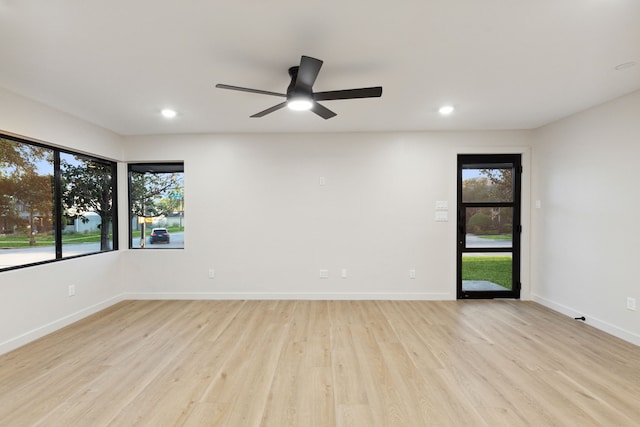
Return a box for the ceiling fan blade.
[295,56,323,90]
[250,101,288,118]
[314,86,383,101]
[311,102,337,120]
[216,84,286,98]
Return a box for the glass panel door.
[457,154,521,299]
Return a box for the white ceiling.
[1,0,639,135]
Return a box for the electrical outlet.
[68,285,75,296]
[409,269,416,279]
[208,269,215,279]
[319,269,329,279]
[341,268,347,279]
[627,297,636,311]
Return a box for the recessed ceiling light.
[287,98,313,111]
[438,105,455,115]
[161,109,177,118]
[614,62,637,71]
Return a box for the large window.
[128,163,184,249]
[0,134,117,271]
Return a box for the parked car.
[149,228,170,244]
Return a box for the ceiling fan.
[216,55,382,119]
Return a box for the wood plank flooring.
[0,300,639,426]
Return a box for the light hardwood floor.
[0,300,639,426]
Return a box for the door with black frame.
[457,154,521,299]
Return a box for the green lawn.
[462,256,512,289]
[476,234,512,240]
[0,231,110,247]
[0,234,55,247]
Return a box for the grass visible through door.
[462,255,512,290]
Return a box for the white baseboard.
[124,291,453,301]
[532,294,640,347]
[0,293,126,355]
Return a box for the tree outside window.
[60,153,115,255]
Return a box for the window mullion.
[53,151,63,259]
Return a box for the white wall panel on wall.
[123,131,530,300]
[532,89,640,345]
[0,88,125,354]
[0,87,123,160]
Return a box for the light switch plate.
[435,211,448,222]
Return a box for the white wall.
[122,131,531,300]
[0,88,125,354]
[532,89,640,345]
[0,88,122,160]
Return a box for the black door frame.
[457,154,522,299]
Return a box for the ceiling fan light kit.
[216,55,382,119]
[287,98,313,111]
[161,108,177,118]
[438,105,455,115]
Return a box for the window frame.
[0,132,118,272]
[127,162,184,250]
[457,153,522,299]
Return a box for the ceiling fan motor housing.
[286,66,311,100]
